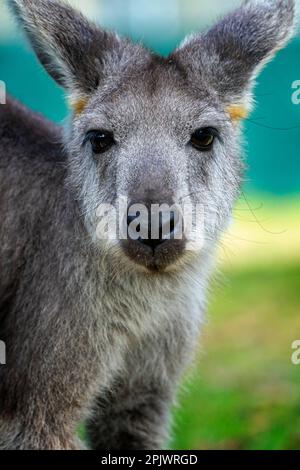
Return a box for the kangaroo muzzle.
[121,191,186,272]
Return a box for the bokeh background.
[1,0,300,450]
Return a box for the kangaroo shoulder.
[0,97,64,166]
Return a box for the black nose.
[127,210,176,252]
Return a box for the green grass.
[171,263,300,450]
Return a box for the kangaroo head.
[10,0,295,272]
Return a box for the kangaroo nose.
[127,207,177,252]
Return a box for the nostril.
[126,204,181,252]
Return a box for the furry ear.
[8,0,126,95]
[173,0,295,110]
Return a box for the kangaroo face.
[68,61,241,271]
[10,0,295,272]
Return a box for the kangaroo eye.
[85,130,115,154]
[190,128,218,151]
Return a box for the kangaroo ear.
[8,0,125,95]
[173,0,295,111]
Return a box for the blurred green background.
[1,0,300,450]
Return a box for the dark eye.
[85,130,115,154]
[190,127,218,151]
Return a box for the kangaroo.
[0,0,295,450]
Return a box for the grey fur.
[0,0,295,450]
